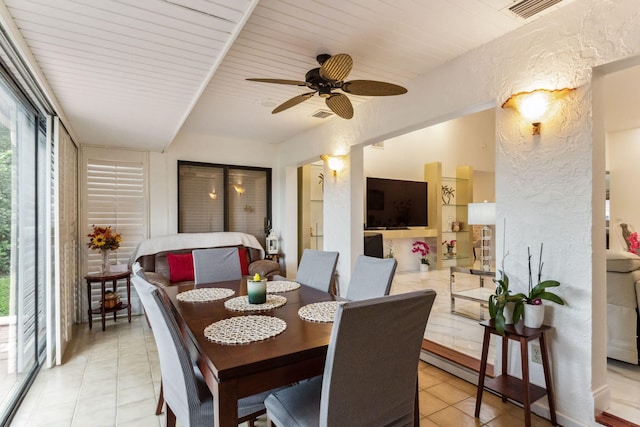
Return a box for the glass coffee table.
[449,266,495,320]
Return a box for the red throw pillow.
[238,247,249,275]
[166,253,194,283]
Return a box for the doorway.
[596,59,640,424]
[363,108,497,369]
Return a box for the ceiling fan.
[247,53,407,119]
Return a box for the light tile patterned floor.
[8,311,559,426]
[391,268,640,426]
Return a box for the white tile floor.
[390,267,497,363]
[9,315,557,427]
[6,268,640,426]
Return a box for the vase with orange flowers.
[87,225,122,274]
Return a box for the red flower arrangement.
[442,240,456,248]
[87,225,122,251]
[411,241,430,265]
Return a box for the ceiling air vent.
[508,0,563,19]
[312,109,334,119]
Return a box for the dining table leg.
[213,380,239,427]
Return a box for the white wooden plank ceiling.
[7,0,625,153]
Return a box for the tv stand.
[385,226,409,230]
[365,228,436,240]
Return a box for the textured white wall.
[270,0,640,424]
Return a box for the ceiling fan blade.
[325,93,353,119]
[272,92,316,114]
[319,54,353,82]
[341,80,408,96]
[247,78,307,86]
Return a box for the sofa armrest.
[144,272,171,288]
[249,259,281,278]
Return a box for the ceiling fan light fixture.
[318,86,332,98]
[247,53,407,119]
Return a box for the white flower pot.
[503,302,515,325]
[419,264,429,272]
[524,304,545,329]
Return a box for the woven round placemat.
[224,295,287,312]
[176,288,235,302]
[298,301,344,323]
[203,315,287,345]
[266,280,301,293]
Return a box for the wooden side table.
[85,270,132,331]
[475,319,557,427]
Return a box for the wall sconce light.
[320,154,346,177]
[502,87,575,135]
[232,184,245,195]
[208,190,217,200]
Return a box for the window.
[82,148,147,317]
[178,161,271,243]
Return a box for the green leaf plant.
[489,243,565,335]
[510,243,565,325]
[489,270,526,335]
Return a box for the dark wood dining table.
[162,278,339,427]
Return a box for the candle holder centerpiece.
[247,273,267,304]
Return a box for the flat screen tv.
[366,177,428,228]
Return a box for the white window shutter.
[81,147,148,321]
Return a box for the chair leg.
[166,404,176,427]
[414,379,420,427]
[155,381,164,415]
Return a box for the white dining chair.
[265,289,437,426]
[295,249,339,293]
[345,255,397,301]
[131,262,273,427]
[192,247,242,285]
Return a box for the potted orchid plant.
[411,241,430,271]
[511,244,565,329]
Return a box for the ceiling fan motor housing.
[248,53,407,119]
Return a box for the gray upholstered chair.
[264,289,437,426]
[295,249,339,293]
[344,255,397,301]
[192,247,242,285]
[131,263,271,427]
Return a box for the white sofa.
[130,232,281,287]
[606,250,640,364]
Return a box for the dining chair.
[192,247,242,285]
[131,263,272,427]
[131,263,166,415]
[264,289,437,426]
[344,254,397,301]
[295,249,340,293]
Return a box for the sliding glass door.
[0,69,47,424]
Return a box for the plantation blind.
[54,119,76,363]
[82,148,147,320]
[229,168,268,243]
[178,164,224,232]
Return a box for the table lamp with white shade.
[467,201,496,271]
